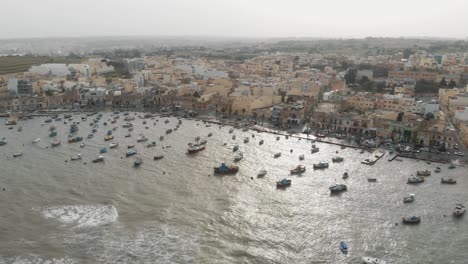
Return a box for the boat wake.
[40,204,118,228]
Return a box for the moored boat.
[187,144,205,154]
[441,177,456,184]
[32,138,41,143]
[435,167,441,173]
[104,135,114,141]
[134,158,143,167]
[274,152,281,158]
[100,147,107,153]
[243,137,249,143]
[68,136,83,143]
[70,154,82,160]
[233,151,244,162]
[402,216,421,224]
[257,170,267,177]
[362,257,385,264]
[453,204,465,217]
[109,142,119,149]
[330,184,347,193]
[313,162,329,169]
[153,155,164,160]
[259,139,264,145]
[416,170,431,176]
[343,171,349,179]
[367,178,377,182]
[407,176,424,184]
[403,194,415,203]
[146,141,156,148]
[339,241,348,253]
[299,154,304,160]
[290,165,306,174]
[137,135,148,142]
[13,152,23,157]
[332,156,344,162]
[276,178,291,188]
[92,156,104,163]
[51,140,61,147]
[213,163,239,174]
[126,150,137,157]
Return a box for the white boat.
[233,151,244,162]
[71,154,82,160]
[137,136,148,142]
[32,138,41,143]
[332,156,344,162]
[243,137,249,143]
[453,204,465,217]
[403,194,415,203]
[80,143,85,148]
[257,170,267,177]
[109,142,119,149]
[362,256,386,264]
[92,155,104,163]
[416,170,431,176]
[13,152,23,157]
[146,141,157,148]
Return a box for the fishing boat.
[49,131,57,137]
[153,155,164,160]
[166,129,173,134]
[13,152,23,158]
[0,138,6,146]
[213,163,239,174]
[276,178,291,188]
[232,145,239,152]
[243,137,249,143]
[187,144,206,154]
[32,138,41,143]
[233,151,244,162]
[137,136,148,142]
[100,147,107,154]
[362,257,386,264]
[109,142,119,149]
[313,162,329,169]
[126,150,137,157]
[87,134,94,139]
[124,134,131,138]
[402,216,421,224]
[441,177,456,184]
[403,194,415,203]
[134,158,143,167]
[332,156,344,162]
[257,170,267,177]
[70,154,82,161]
[122,123,132,128]
[92,156,104,163]
[343,171,349,179]
[339,241,348,253]
[453,204,465,217]
[290,165,306,175]
[435,167,441,173]
[299,154,304,160]
[448,164,456,169]
[311,147,319,153]
[407,176,424,184]
[104,135,114,141]
[274,152,281,158]
[68,136,83,143]
[367,178,377,182]
[259,139,264,145]
[146,141,156,148]
[416,170,431,176]
[51,140,61,147]
[330,184,347,193]
[208,132,213,137]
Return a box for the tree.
[403,48,413,59]
[448,79,457,88]
[439,77,447,87]
[242,108,246,120]
[414,79,438,94]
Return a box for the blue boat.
[340,241,348,253]
[100,147,107,153]
[276,178,291,188]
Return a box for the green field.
[0,55,82,75]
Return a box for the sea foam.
[41,204,118,228]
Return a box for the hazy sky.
[2,0,468,39]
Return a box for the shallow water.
[0,113,467,263]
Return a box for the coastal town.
[2,40,468,163]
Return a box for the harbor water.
[0,113,467,263]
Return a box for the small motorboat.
[126,150,137,157]
[259,139,264,145]
[330,184,347,193]
[402,216,421,224]
[339,241,348,253]
[0,138,7,146]
[134,158,143,167]
[146,141,156,148]
[104,135,114,141]
[100,147,107,154]
[441,177,456,184]
[128,144,134,149]
[13,152,23,158]
[274,152,281,158]
[243,137,249,143]
[343,171,349,179]
[229,128,234,133]
[332,156,344,162]
[299,154,304,160]
[407,176,424,184]
[453,204,465,217]
[403,194,415,203]
[257,170,267,177]
[214,163,239,174]
[187,144,205,154]
[92,156,104,163]
[80,143,85,148]
[362,257,386,264]
[153,155,164,160]
[51,140,61,147]
[276,178,291,188]
[166,129,172,134]
[311,147,319,153]
[416,170,431,176]
[435,167,441,173]
[367,178,377,182]
[49,131,57,137]
[32,138,41,143]
[313,162,329,169]
[233,151,244,162]
[290,165,306,175]
[208,132,213,137]
[125,134,131,138]
[232,145,239,152]
[448,164,456,169]
[71,154,82,161]
[137,136,148,142]
[109,142,119,149]
[87,134,94,139]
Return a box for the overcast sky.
[2,0,467,39]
